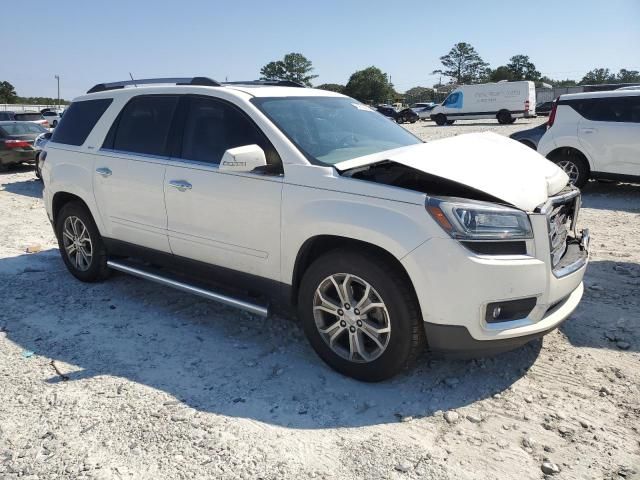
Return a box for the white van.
[430,81,536,125]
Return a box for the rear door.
[163,95,283,281]
[93,95,179,252]
[576,95,640,175]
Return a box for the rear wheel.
[55,202,110,282]
[550,149,589,188]
[395,116,404,124]
[497,110,512,124]
[35,154,42,179]
[434,114,447,126]
[52,120,58,128]
[298,249,425,382]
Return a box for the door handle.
[168,180,192,192]
[580,128,597,134]
[96,167,112,177]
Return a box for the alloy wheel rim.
[557,160,579,184]
[313,273,391,363]
[62,216,93,271]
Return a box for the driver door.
[164,95,283,281]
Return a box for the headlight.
[426,197,533,240]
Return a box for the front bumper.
[401,211,588,356]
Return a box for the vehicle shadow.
[0,173,42,199]
[1,250,544,429]
[561,259,639,352]
[581,181,640,213]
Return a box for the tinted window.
[112,95,178,156]
[180,96,278,166]
[51,98,113,146]
[1,123,47,135]
[0,112,14,121]
[567,96,639,123]
[15,113,43,121]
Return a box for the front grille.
[546,189,580,268]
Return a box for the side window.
[572,97,637,123]
[443,92,462,108]
[629,96,640,123]
[180,96,280,166]
[51,98,112,146]
[111,95,179,156]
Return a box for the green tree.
[404,86,435,105]
[259,52,318,87]
[316,83,345,93]
[580,68,616,85]
[489,66,515,82]
[616,69,640,83]
[506,55,540,81]
[432,42,489,84]
[0,81,17,103]
[344,67,395,104]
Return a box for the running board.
[106,260,269,317]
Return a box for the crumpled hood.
[335,132,568,211]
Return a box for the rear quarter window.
[51,98,113,146]
[565,96,638,123]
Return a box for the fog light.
[485,297,537,323]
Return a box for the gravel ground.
[1,119,639,479]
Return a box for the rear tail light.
[4,139,31,149]
[42,120,50,128]
[547,98,559,128]
[525,99,530,111]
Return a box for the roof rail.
[223,80,306,88]
[87,77,221,94]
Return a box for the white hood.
[335,132,568,211]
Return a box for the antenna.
[129,72,137,87]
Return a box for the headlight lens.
[427,197,533,240]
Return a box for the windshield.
[252,96,422,165]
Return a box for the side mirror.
[219,144,267,173]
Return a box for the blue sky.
[4,0,639,99]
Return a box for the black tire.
[395,116,404,124]
[446,120,455,125]
[410,118,417,124]
[297,249,426,382]
[55,201,110,282]
[549,149,589,188]
[52,120,58,128]
[34,154,42,179]
[497,110,512,124]
[507,117,516,124]
[434,114,447,126]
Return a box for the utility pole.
[54,75,60,109]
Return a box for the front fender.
[281,183,434,284]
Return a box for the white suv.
[538,90,640,187]
[42,77,589,381]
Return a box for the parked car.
[0,121,48,169]
[43,77,588,381]
[509,122,547,149]
[13,112,50,129]
[430,81,536,125]
[0,111,16,121]
[535,101,554,116]
[412,103,436,120]
[616,85,640,91]
[42,110,63,128]
[34,131,53,179]
[376,105,418,123]
[537,90,640,187]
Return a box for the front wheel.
[434,114,447,126]
[298,249,425,382]
[55,202,110,282]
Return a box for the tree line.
[2,46,637,107]
[260,48,640,105]
[0,81,69,106]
